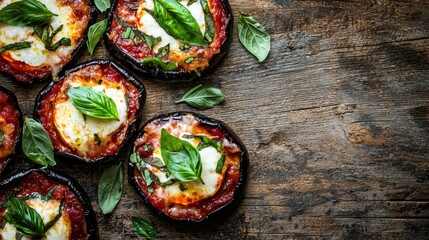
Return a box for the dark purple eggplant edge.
[0,85,23,175]
[104,0,234,82]
[128,112,249,223]
[0,168,99,239]
[33,60,147,164]
[0,1,98,85]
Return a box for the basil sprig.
[86,19,108,54]
[22,118,56,168]
[132,216,157,240]
[175,84,225,110]
[98,163,123,214]
[160,129,204,184]
[153,0,206,46]
[94,0,111,13]
[142,57,178,71]
[0,0,57,27]
[238,13,271,62]
[67,86,119,120]
[0,42,31,53]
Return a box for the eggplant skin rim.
[0,1,97,85]
[105,0,234,82]
[0,168,99,239]
[128,112,249,223]
[0,85,23,176]
[33,60,147,164]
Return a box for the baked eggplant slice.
[106,0,233,81]
[129,112,248,222]
[0,0,96,84]
[0,86,22,174]
[34,60,146,163]
[0,168,98,239]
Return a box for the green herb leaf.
[0,42,32,53]
[143,169,153,193]
[200,0,214,43]
[187,0,197,6]
[43,199,63,232]
[185,57,204,64]
[67,86,119,120]
[98,163,123,214]
[0,130,4,146]
[132,216,157,240]
[140,35,161,50]
[3,197,45,237]
[182,134,221,152]
[142,57,178,71]
[22,118,56,168]
[0,0,57,27]
[121,27,134,39]
[160,129,204,184]
[155,44,170,58]
[175,84,225,110]
[153,0,206,46]
[179,43,190,52]
[216,152,225,173]
[238,13,271,62]
[86,19,108,54]
[94,0,111,12]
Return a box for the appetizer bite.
[129,112,248,222]
[106,0,233,81]
[0,168,98,239]
[35,61,146,163]
[0,0,96,83]
[0,86,22,173]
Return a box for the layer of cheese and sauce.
[0,0,90,80]
[0,198,71,240]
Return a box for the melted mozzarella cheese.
[53,82,128,155]
[0,199,71,240]
[0,0,81,79]
[136,0,206,53]
[149,132,223,205]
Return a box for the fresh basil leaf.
[160,129,204,183]
[153,0,206,46]
[182,134,221,151]
[3,197,45,237]
[216,152,225,173]
[0,0,57,27]
[238,13,271,62]
[0,42,32,53]
[94,0,111,12]
[132,216,157,240]
[179,43,190,52]
[142,57,178,71]
[155,44,170,58]
[121,27,134,39]
[86,19,108,54]
[98,163,123,214]
[22,118,56,168]
[175,84,225,110]
[200,0,214,43]
[139,34,161,50]
[67,86,119,120]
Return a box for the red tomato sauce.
[0,172,88,239]
[0,90,20,169]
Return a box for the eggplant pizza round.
[106,0,233,81]
[129,112,248,222]
[0,86,22,174]
[0,168,97,239]
[35,60,146,163]
[0,0,96,83]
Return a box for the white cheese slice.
[0,199,71,240]
[136,0,206,53]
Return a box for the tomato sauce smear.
[0,89,20,170]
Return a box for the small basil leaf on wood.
[22,118,56,168]
[98,163,123,214]
[216,152,225,174]
[67,86,119,120]
[0,42,32,53]
[155,44,170,58]
[142,57,178,71]
[86,19,108,54]
[238,13,271,62]
[3,197,45,237]
[153,0,206,46]
[132,216,157,240]
[161,129,204,184]
[0,0,57,27]
[94,0,111,13]
[175,84,225,110]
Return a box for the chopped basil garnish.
[216,152,226,174]
[0,42,31,53]
[155,44,170,58]
[200,0,215,43]
[139,34,161,50]
[142,57,178,71]
[182,134,222,152]
[0,130,4,146]
[185,57,204,64]
[179,43,190,52]
[143,169,153,193]
[34,25,71,51]
[121,27,135,39]
[187,0,197,6]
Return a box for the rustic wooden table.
[1,0,429,239]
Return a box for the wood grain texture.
[1,0,429,239]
